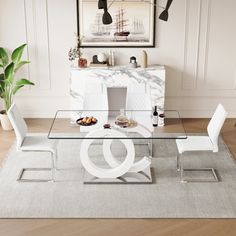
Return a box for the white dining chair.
[126,83,152,111]
[70,78,108,121]
[125,83,153,157]
[7,104,57,182]
[176,104,228,183]
[80,81,108,132]
[126,83,153,131]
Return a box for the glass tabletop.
[48,110,187,140]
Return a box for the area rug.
[0,135,236,218]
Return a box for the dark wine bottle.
[152,106,158,127]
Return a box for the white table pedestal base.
[83,167,153,184]
[80,128,153,184]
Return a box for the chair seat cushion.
[176,136,213,154]
[21,134,57,153]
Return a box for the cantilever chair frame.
[7,104,57,183]
[17,150,56,183]
[176,104,227,183]
[177,152,219,183]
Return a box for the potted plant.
[68,34,87,68]
[0,44,34,131]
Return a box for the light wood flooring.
[0,118,236,236]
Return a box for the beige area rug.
[0,135,236,218]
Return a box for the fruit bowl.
[76,117,97,126]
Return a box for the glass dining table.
[48,110,187,184]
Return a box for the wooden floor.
[0,118,236,236]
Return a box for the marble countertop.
[70,64,165,71]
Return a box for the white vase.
[0,112,13,131]
[140,50,148,68]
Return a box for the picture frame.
[77,0,156,48]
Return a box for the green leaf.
[0,47,9,67]
[14,60,30,72]
[0,88,4,98]
[16,78,34,86]
[4,62,14,82]
[0,91,6,99]
[12,85,24,95]
[13,78,34,95]
[11,44,27,64]
[0,73,4,81]
[0,74,5,98]
[0,74,4,85]
[0,73,4,86]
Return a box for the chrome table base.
[83,167,153,184]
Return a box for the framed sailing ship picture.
[77,0,156,47]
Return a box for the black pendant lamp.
[98,0,105,9]
[159,0,173,21]
[99,0,113,25]
[98,0,173,25]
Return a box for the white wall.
[0,0,236,118]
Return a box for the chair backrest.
[7,104,28,149]
[126,83,152,111]
[126,84,153,131]
[83,82,108,110]
[207,104,228,152]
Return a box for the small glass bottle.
[158,113,165,127]
[152,106,158,127]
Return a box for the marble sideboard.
[70,65,165,113]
